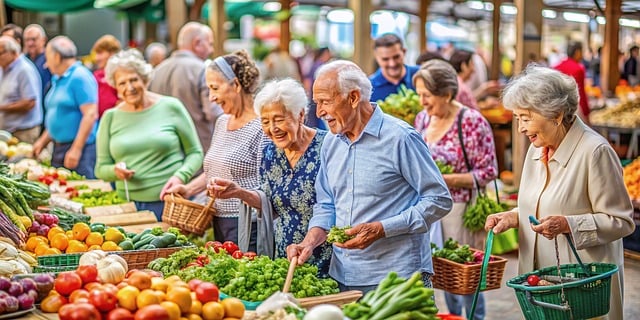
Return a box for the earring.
[555,122,560,126]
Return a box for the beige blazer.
[516,117,635,319]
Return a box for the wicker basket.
[432,248,508,295]
[162,193,215,235]
[117,246,193,269]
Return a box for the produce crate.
[432,248,507,295]
[507,263,618,320]
[297,290,362,309]
[117,246,194,269]
[219,292,262,311]
[33,246,195,271]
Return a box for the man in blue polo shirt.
[33,36,98,178]
[369,33,419,103]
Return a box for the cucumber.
[131,229,151,243]
[134,235,156,249]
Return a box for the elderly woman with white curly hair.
[94,49,203,220]
[485,65,635,319]
[208,78,332,276]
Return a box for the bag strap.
[457,108,501,203]
[457,108,481,194]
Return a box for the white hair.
[502,64,578,127]
[254,78,308,116]
[315,60,372,101]
[105,49,153,87]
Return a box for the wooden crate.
[122,222,171,234]
[84,202,137,216]
[90,210,158,226]
[67,179,113,191]
[297,290,363,308]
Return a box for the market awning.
[4,0,95,13]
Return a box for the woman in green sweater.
[95,49,203,219]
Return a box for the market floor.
[433,251,640,320]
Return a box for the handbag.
[458,108,518,254]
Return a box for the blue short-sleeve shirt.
[369,64,419,103]
[0,55,43,132]
[45,62,98,144]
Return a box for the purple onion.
[19,278,36,293]
[4,296,18,312]
[0,291,8,299]
[36,224,49,237]
[0,299,7,313]
[17,293,34,310]
[0,278,11,291]
[8,282,23,297]
[27,289,38,302]
[33,212,44,225]
[29,220,40,233]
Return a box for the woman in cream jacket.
[485,65,635,320]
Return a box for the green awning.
[5,0,95,12]
[94,0,148,9]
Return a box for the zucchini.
[131,229,151,243]
[150,233,176,248]
[134,235,156,249]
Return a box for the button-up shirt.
[0,55,42,132]
[369,64,419,103]
[309,105,452,286]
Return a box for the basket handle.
[200,196,216,217]
[525,291,571,311]
[469,230,495,320]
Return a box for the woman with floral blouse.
[207,78,332,277]
[413,59,497,320]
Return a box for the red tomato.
[231,251,244,259]
[195,282,219,303]
[188,279,203,291]
[527,275,540,286]
[101,283,119,296]
[89,288,118,312]
[76,265,99,284]
[106,308,134,320]
[222,241,239,254]
[134,305,170,320]
[69,289,91,303]
[84,282,102,291]
[243,251,257,260]
[58,302,102,320]
[55,272,83,296]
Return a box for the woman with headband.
[168,50,263,249]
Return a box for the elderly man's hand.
[335,222,385,250]
[286,243,314,266]
[64,147,82,169]
[531,215,570,240]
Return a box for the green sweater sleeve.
[94,110,118,181]
[170,101,204,183]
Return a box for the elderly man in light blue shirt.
[287,60,452,293]
[0,36,42,143]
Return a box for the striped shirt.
[204,114,263,217]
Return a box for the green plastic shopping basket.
[507,216,619,320]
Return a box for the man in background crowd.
[0,36,42,143]
[23,24,51,102]
[145,42,168,67]
[369,33,419,103]
[148,22,221,153]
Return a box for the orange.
[201,302,224,320]
[65,230,74,239]
[127,271,152,291]
[167,281,189,292]
[164,275,182,283]
[35,235,48,244]
[42,247,62,256]
[101,241,120,251]
[220,298,245,318]
[34,242,50,256]
[153,290,166,302]
[136,289,161,308]
[151,277,168,292]
[88,244,102,251]
[187,315,203,320]
[47,226,65,241]
[190,299,203,315]
[117,285,140,311]
[50,233,69,251]
[85,232,104,246]
[66,239,88,253]
[72,223,91,241]
[160,301,181,320]
[166,286,192,314]
[26,236,44,252]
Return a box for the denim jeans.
[52,142,96,179]
[445,292,486,320]
[135,201,165,221]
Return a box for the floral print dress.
[421,107,498,203]
[260,130,332,277]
